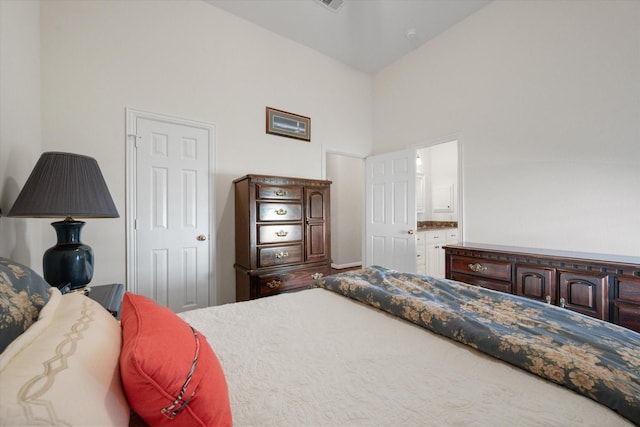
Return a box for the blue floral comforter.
[312,266,640,425]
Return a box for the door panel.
[516,265,556,304]
[134,116,211,312]
[558,271,608,320]
[305,187,330,262]
[365,149,417,272]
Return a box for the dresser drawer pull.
[560,297,566,308]
[266,280,282,289]
[468,263,488,273]
[275,189,287,196]
[545,295,551,304]
[311,272,323,280]
[275,208,288,215]
[275,251,289,259]
[275,230,288,237]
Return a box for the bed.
[1,257,639,426]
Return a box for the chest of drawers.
[234,175,331,300]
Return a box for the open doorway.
[361,140,461,275]
[325,152,364,270]
[416,140,460,227]
[415,139,461,278]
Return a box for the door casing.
[125,108,217,308]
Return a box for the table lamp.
[8,152,119,291]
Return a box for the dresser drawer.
[451,272,513,294]
[616,276,640,304]
[258,245,303,267]
[258,265,332,297]
[615,302,640,333]
[450,255,512,281]
[256,184,302,200]
[258,225,302,244]
[257,202,302,222]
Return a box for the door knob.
[197,235,207,241]
[408,229,415,235]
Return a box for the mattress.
[178,288,632,426]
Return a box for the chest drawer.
[450,255,512,281]
[256,184,302,200]
[258,244,303,267]
[258,225,302,244]
[257,202,302,222]
[257,264,332,297]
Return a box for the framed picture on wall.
[266,107,311,142]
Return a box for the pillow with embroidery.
[0,289,129,425]
[0,258,50,353]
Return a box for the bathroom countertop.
[417,221,458,231]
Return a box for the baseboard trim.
[331,262,362,270]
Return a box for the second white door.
[365,148,417,272]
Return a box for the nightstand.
[88,283,125,319]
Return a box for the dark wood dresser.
[234,174,331,301]
[444,243,640,333]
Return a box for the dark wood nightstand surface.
[88,283,125,319]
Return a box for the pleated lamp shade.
[8,152,119,218]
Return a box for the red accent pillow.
[119,293,232,427]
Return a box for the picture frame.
[266,107,311,142]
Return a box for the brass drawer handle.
[275,208,288,215]
[275,189,287,196]
[311,272,323,280]
[545,295,551,304]
[266,280,281,289]
[276,230,288,237]
[275,251,289,259]
[468,263,487,273]
[560,297,566,308]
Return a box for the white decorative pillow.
[0,288,130,426]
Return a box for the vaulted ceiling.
[204,0,491,74]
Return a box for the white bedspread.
[178,288,632,426]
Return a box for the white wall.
[14,0,373,304]
[326,153,364,268]
[0,0,44,267]
[374,0,640,256]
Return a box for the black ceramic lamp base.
[43,219,94,291]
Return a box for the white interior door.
[365,148,417,272]
[126,110,214,312]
